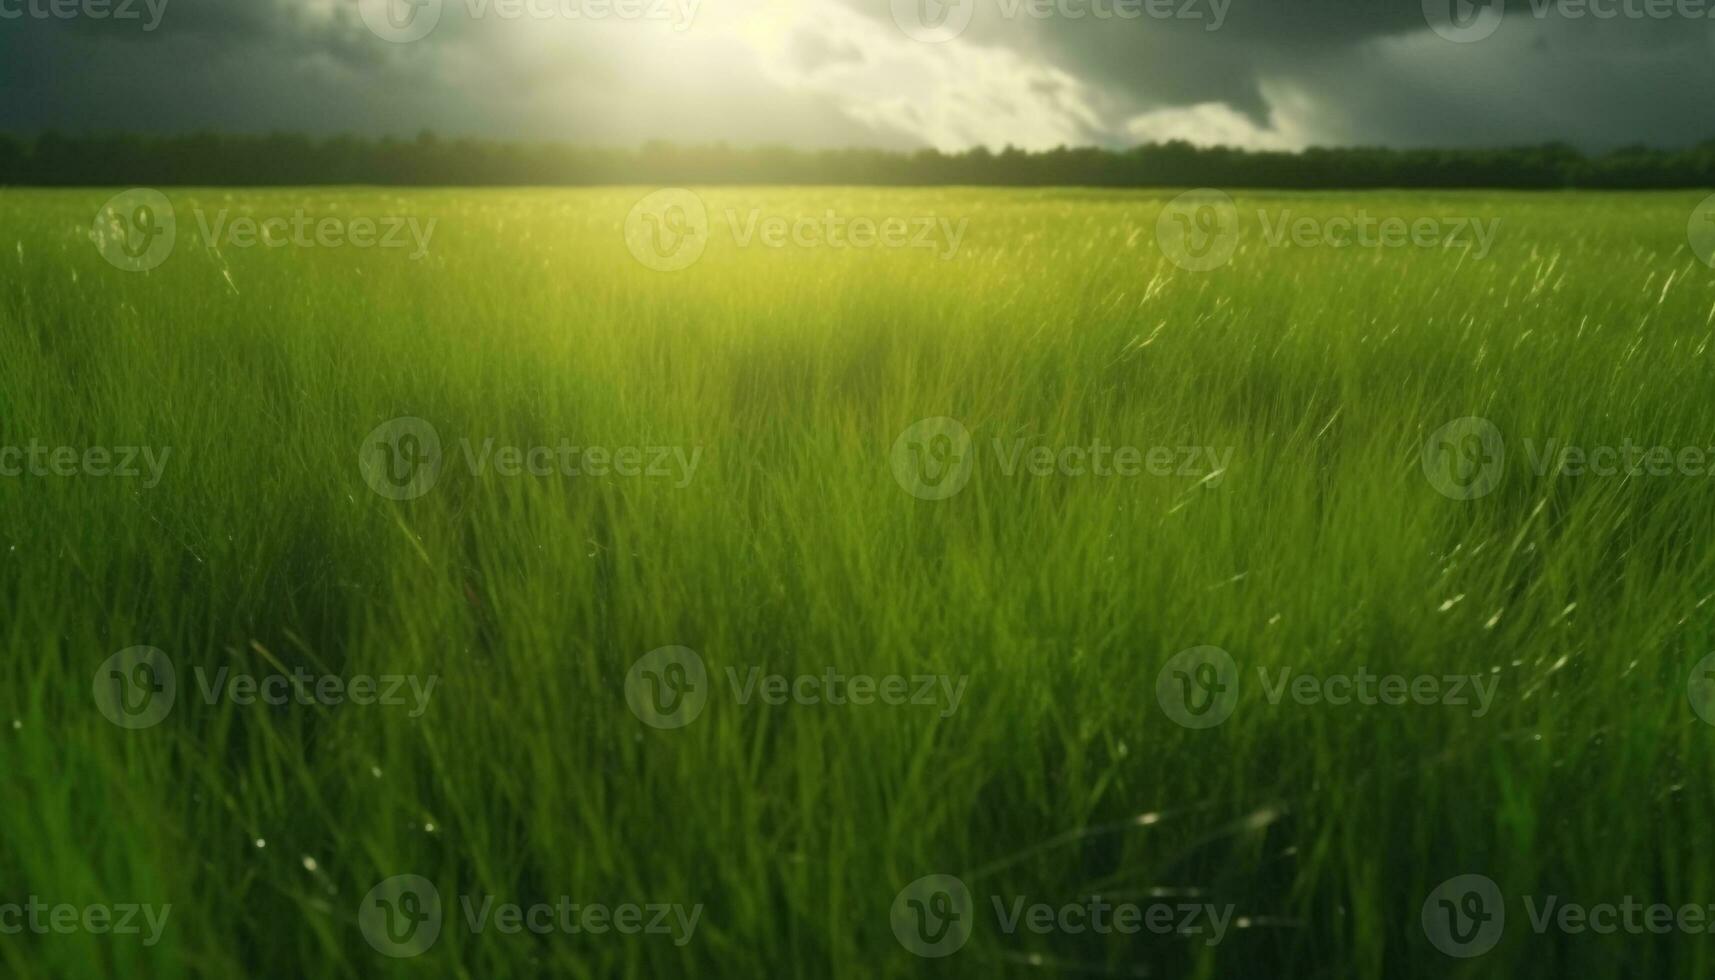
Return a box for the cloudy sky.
[2,0,1712,151]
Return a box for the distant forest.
[7,131,1715,189]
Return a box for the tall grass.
[2,186,1713,978]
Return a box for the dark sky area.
[2,0,1711,150]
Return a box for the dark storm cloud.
[1,0,1711,149]
[0,0,396,134]
[894,0,1715,146]
[1275,17,1715,147]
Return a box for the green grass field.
[4,186,1715,978]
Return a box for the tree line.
[5,131,1715,188]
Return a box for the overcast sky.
[2,0,1711,151]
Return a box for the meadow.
[3,185,1714,978]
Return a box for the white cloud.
[730,0,1108,149]
[1121,77,1330,150]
